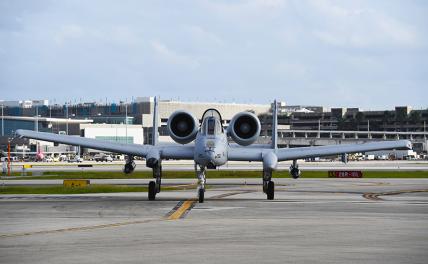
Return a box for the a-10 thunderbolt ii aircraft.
[16,98,412,203]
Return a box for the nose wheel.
[266,181,274,200]
[263,169,275,200]
[198,188,205,203]
[196,165,206,203]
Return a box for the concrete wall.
[80,124,144,145]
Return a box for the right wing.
[228,140,412,162]
[15,129,194,160]
[276,140,412,161]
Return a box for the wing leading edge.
[15,129,194,160]
[228,140,412,162]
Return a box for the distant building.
[1,97,427,155]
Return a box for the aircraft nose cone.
[207,151,216,161]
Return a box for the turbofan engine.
[227,112,261,146]
[167,110,199,144]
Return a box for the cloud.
[274,62,308,78]
[150,40,200,69]
[54,24,84,45]
[0,0,427,108]
[185,25,224,46]
[307,0,419,48]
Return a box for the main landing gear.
[289,160,301,179]
[195,164,206,203]
[123,156,136,174]
[263,169,275,200]
[148,165,162,201]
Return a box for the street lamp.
[7,137,11,176]
[125,100,128,144]
[1,104,4,137]
[65,102,69,135]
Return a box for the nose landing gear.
[262,169,275,200]
[195,164,206,203]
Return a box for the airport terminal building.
[1,98,427,158]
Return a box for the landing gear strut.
[196,164,206,203]
[148,164,162,201]
[123,156,136,174]
[262,169,274,200]
[289,160,300,179]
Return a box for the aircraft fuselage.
[194,131,228,167]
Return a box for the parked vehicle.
[44,157,53,162]
[94,154,113,162]
[68,156,83,163]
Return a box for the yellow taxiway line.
[167,200,196,220]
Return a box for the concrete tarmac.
[1,179,428,263]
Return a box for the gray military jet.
[16,98,411,202]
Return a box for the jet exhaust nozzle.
[167,110,199,144]
[227,112,261,146]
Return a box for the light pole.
[1,104,4,137]
[424,121,426,140]
[125,100,128,144]
[65,102,69,135]
[7,137,11,176]
[35,106,39,132]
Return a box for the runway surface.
[1,179,428,263]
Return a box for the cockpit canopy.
[201,109,223,136]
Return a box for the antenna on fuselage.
[271,99,278,149]
[152,96,159,146]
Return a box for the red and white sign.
[328,171,363,178]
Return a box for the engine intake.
[228,112,261,146]
[167,110,198,144]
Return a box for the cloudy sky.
[0,0,427,109]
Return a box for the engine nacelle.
[167,110,199,144]
[228,112,261,146]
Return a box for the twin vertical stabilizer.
[271,100,278,150]
[152,96,159,146]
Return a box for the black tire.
[148,181,156,201]
[267,181,274,200]
[198,188,205,203]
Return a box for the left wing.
[15,129,194,160]
[228,140,412,162]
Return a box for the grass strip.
[2,170,428,180]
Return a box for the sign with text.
[328,171,363,178]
